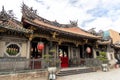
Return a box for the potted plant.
[97,51,108,63]
[43,48,60,67]
[97,51,109,71]
[43,48,60,80]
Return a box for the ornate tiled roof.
[0,6,33,34]
[22,3,78,28]
[97,39,111,45]
[22,4,101,39]
[113,44,120,48]
[109,29,120,44]
[109,29,120,48]
[0,20,33,33]
[97,29,120,48]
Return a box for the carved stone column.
[26,40,31,59]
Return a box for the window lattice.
[6,44,20,56]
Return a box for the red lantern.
[37,42,44,51]
[86,47,91,54]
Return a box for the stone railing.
[0,57,101,74]
[69,58,101,67]
[0,57,61,74]
[0,70,47,80]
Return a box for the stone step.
[57,67,96,77]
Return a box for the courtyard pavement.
[57,68,120,80]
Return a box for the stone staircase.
[57,67,96,77]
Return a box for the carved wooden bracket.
[74,41,82,47]
[0,28,6,32]
[51,32,58,38]
[83,39,88,43]
[29,34,33,41]
[29,26,37,30]
[25,34,33,41]
[58,40,62,45]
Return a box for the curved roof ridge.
[22,4,78,28]
[30,19,100,39]
[22,4,100,39]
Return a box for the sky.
[0,0,120,32]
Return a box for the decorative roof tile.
[97,39,111,45]
[22,4,100,39]
[22,4,79,28]
[0,6,33,34]
[109,29,120,44]
[0,20,33,33]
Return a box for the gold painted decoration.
[51,32,58,38]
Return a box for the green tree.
[97,51,108,63]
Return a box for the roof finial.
[2,6,5,12]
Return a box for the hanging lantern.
[86,47,91,54]
[37,42,44,51]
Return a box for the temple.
[0,4,119,72]
[21,4,101,68]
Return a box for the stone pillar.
[77,47,80,59]
[68,46,71,59]
[27,40,31,59]
[82,45,85,58]
[56,45,59,58]
[0,41,5,57]
[106,44,111,60]
[42,45,45,58]
[92,48,97,58]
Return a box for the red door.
[60,56,68,68]
[59,46,68,68]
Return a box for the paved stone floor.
[57,68,120,80]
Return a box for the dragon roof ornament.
[0,6,11,21]
[22,3,78,28]
[0,6,33,34]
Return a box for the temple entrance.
[84,44,93,58]
[30,37,45,69]
[31,38,43,59]
[59,45,68,68]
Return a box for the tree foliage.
[97,51,108,63]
